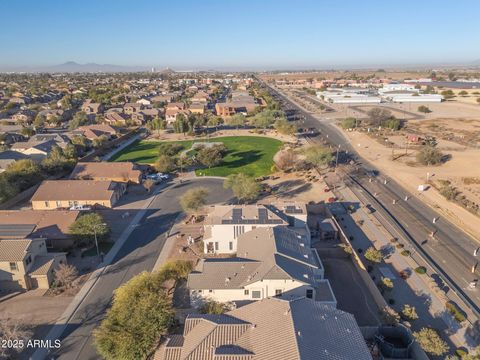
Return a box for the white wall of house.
[190,279,316,307]
[204,213,310,255]
[204,224,273,254]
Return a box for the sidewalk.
[332,180,475,350]
[101,132,143,161]
[32,180,170,360]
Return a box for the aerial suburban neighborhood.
[1,1,480,360]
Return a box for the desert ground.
[338,117,480,239]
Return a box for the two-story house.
[0,238,66,291]
[203,203,309,254]
[188,226,335,308]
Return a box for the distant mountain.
[0,61,150,73]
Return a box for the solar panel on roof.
[0,224,36,239]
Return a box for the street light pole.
[93,223,107,258]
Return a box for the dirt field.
[259,70,431,82]
[340,125,480,240]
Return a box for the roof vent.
[303,254,308,259]
[303,274,308,279]
[251,324,256,329]
[225,277,231,283]
[299,243,305,247]
[297,331,302,337]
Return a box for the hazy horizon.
[1,0,480,70]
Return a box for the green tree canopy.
[155,154,176,173]
[69,213,110,246]
[224,173,260,202]
[303,145,334,168]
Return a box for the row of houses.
[0,161,143,291]
[0,125,119,172]
[156,203,372,359]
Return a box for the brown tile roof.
[0,210,80,240]
[29,255,55,276]
[31,180,119,202]
[156,297,371,360]
[0,239,32,261]
[69,162,141,182]
[188,226,322,289]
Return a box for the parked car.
[69,204,91,211]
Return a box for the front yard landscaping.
[110,136,283,177]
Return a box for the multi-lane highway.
[261,81,480,319]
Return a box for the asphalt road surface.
[50,178,233,360]
[263,82,480,317]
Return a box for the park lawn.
[110,139,194,163]
[111,136,282,177]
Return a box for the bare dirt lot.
[340,121,480,240]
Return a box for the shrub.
[400,250,411,256]
[402,304,419,321]
[395,243,404,249]
[415,266,427,275]
[416,145,444,165]
[413,328,449,356]
[446,302,466,323]
[364,247,382,263]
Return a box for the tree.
[69,111,89,130]
[303,145,334,168]
[380,306,400,325]
[225,113,246,129]
[179,187,209,213]
[441,89,455,99]
[459,90,468,96]
[33,113,46,128]
[401,304,418,321]
[173,114,189,134]
[199,300,232,314]
[147,117,165,135]
[367,108,392,126]
[364,246,382,263]
[416,145,444,166]
[207,115,224,130]
[69,213,110,246]
[20,126,35,137]
[155,154,176,173]
[158,142,184,157]
[417,105,431,114]
[341,117,357,129]
[54,263,78,288]
[413,328,449,356]
[224,173,260,202]
[196,145,225,168]
[92,134,109,148]
[0,315,32,359]
[382,117,401,130]
[94,271,175,360]
[251,110,279,129]
[41,145,75,173]
[176,154,192,173]
[275,149,298,172]
[274,118,297,135]
[381,277,394,290]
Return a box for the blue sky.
[1,0,479,69]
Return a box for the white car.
[69,204,91,211]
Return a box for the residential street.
[39,178,233,360]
